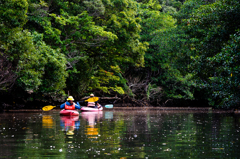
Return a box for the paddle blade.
[105,104,113,108]
[85,97,99,102]
[42,105,56,111]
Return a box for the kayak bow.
[60,109,80,116]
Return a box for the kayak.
[80,106,103,112]
[105,104,113,108]
[59,109,80,116]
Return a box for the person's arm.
[95,101,101,108]
[60,103,65,109]
[75,102,81,109]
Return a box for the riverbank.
[3,106,237,113]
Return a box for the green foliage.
[174,0,206,24]
[207,31,240,108]
[3,0,239,108]
[0,0,33,91]
[89,66,125,94]
[184,0,240,108]
[18,32,68,94]
[159,0,183,12]
[0,0,28,30]
[25,0,148,97]
[0,0,67,98]
[137,0,195,103]
[97,0,148,67]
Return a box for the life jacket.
[87,102,95,107]
[65,102,75,110]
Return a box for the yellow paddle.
[42,105,56,111]
[85,97,99,102]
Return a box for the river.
[0,110,240,158]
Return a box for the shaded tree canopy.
[1,0,239,109]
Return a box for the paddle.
[42,102,80,111]
[85,97,99,102]
[42,105,56,111]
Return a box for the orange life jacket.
[65,102,75,110]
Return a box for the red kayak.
[59,109,80,116]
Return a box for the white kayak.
[80,106,103,112]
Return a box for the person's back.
[87,94,101,108]
[60,96,80,110]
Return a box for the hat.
[67,96,74,101]
[90,93,94,97]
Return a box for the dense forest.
[0,0,240,109]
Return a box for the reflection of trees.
[21,114,67,158]
[158,113,198,158]
[0,113,67,158]
[112,112,240,158]
[119,111,164,158]
[0,114,20,157]
[80,111,129,158]
[1,111,240,158]
[120,113,198,158]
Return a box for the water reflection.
[104,111,113,120]
[1,111,240,158]
[81,111,103,140]
[60,116,80,131]
[42,115,54,128]
[60,116,80,142]
[81,111,103,127]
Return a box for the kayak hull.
[105,104,113,108]
[80,106,103,112]
[60,109,79,116]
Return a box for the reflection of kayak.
[60,109,79,116]
[81,111,103,139]
[60,115,80,132]
[81,111,103,120]
[60,116,79,129]
[60,116,79,121]
[81,111,103,125]
[81,106,103,112]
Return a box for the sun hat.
[67,96,74,101]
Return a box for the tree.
[131,0,196,105]
[207,32,240,108]
[24,0,148,98]
[184,0,240,108]
[0,0,68,102]
[0,0,29,91]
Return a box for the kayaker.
[87,94,101,108]
[60,96,81,110]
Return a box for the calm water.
[0,110,240,158]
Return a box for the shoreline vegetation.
[3,107,237,114]
[1,0,240,110]
[0,95,209,111]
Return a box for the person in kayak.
[87,94,101,108]
[60,96,81,110]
